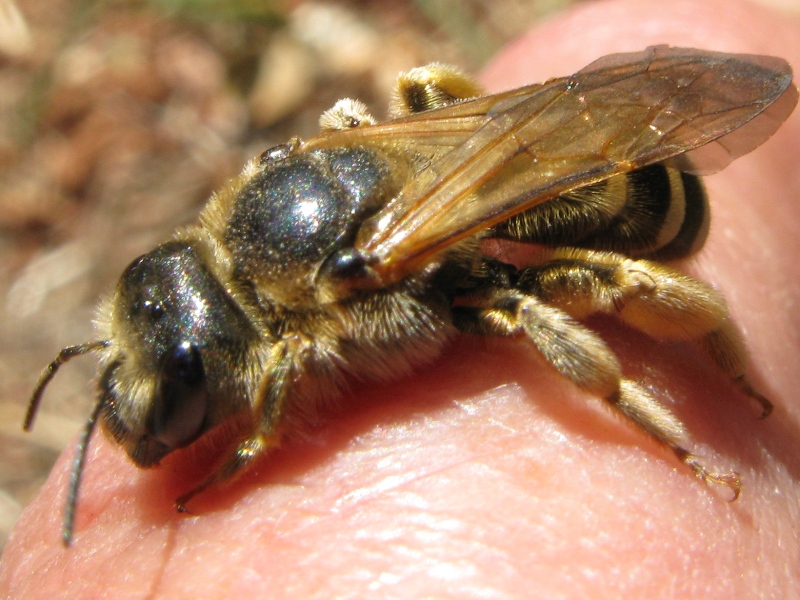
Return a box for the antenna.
[25,341,110,431]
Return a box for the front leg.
[176,338,299,511]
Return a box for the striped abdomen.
[492,164,709,261]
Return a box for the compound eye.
[152,341,208,449]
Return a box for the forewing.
[317,46,794,285]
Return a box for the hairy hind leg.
[389,63,483,116]
[453,289,741,497]
[516,247,772,417]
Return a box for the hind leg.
[516,247,772,417]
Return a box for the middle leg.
[453,288,741,496]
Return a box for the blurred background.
[0,0,796,550]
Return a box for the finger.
[2,1,799,597]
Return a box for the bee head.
[99,240,259,467]
[25,239,261,545]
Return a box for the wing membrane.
[302,86,537,159]
[310,47,797,285]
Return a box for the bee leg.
[519,247,772,417]
[175,433,278,512]
[453,289,741,497]
[390,63,484,117]
[176,340,295,512]
[612,380,740,499]
[318,98,376,131]
[455,291,622,395]
[698,319,773,417]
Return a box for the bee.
[25,46,797,546]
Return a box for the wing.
[309,46,797,285]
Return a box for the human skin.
[2,0,799,597]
